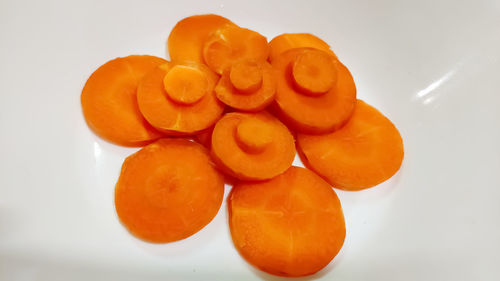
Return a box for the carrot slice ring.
[203,25,269,74]
[273,48,356,134]
[115,139,224,243]
[215,61,276,111]
[211,112,295,180]
[137,62,224,135]
[269,33,337,62]
[297,100,404,191]
[81,55,166,146]
[229,166,346,277]
[168,14,236,63]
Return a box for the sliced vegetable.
[269,33,336,62]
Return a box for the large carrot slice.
[268,33,336,62]
[81,55,166,146]
[273,48,356,133]
[203,25,269,74]
[214,61,276,111]
[115,138,224,243]
[297,99,404,191]
[211,112,295,180]
[229,166,346,277]
[137,62,224,135]
[168,14,236,63]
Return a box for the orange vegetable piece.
[195,126,214,148]
[297,100,404,191]
[211,112,295,180]
[229,166,346,277]
[115,138,224,243]
[268,33,336,62]
[215,61,276,111]
[81,55,166,146]
[137,62,224,135]
[273,48,356,133]
[168,14,236,63]
[203,25,269,74]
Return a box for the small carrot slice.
[168,14,236,63]
[81,55,166,146]
[115,138,224,243]
[229,166,346,277]
[211,112,295,180]
[137,62,224,135]
[215,61,276,111]
[297,100,404,191]
[203,25,269,74]
[269,33,336,62]
[273,48,356,133]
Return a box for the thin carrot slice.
[168,14,236,63]
[81,55,166,146]
[137,62,224,135]
[211,112,295,180]
[297,100,404,191]
[203,25,269,74]
[215,61,276,111]
[229,166,346,277]
[268,33,336,62]
[115,138,224,243]
[273,48,356,134]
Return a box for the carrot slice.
[273,48,356,133]
[115,138,224,243]
[269,33,336,62]
[215,61,276,111]
[203,25,269,74]
[211,112,295,180]
[228,166,346,277]
[297,100,404,191]
[137,62,224,135]
[168,14,236,63]
[81,55,166,146]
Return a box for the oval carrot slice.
[81,55,166,146]
[168,14,236,63]
[215,61,276,111]
[203,25,269,74]
[297,100,404,191]
[273,48,356,133]
[115,138,224,243]
[269,33,336,62]
[211,112,295,180]
[229,166,346,277]
[137,62,224,135]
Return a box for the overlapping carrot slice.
[269,33,336,62]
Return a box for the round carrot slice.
[211,112,295,180]
[115,138,224,243]
[203,25,269,74]
[229,166,346,277]
[137,62,224,135]
[168,14,236,63]
[273,48,356,134]
[81,55,166,146]
[297,100,404,191]
[269,33,337,62]
[215,61,276,111]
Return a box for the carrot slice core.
[292,50,338,96]
[236,117,273,153]
[163,65,208,105]
[229,61,263,94]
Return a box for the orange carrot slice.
[273,48,356,133]
[137,62,224,135]
[115,138,224,243]
[269,33,336,62]
[229,166,346,277]
[297,100,404,191]
[203,25,269,74]
[81,55,166,146]
[215,61,276,111]
[211,112,295,180]
[168,14,236,63]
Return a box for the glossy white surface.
[1,0,500,280]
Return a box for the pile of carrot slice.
[81,14,404,277]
